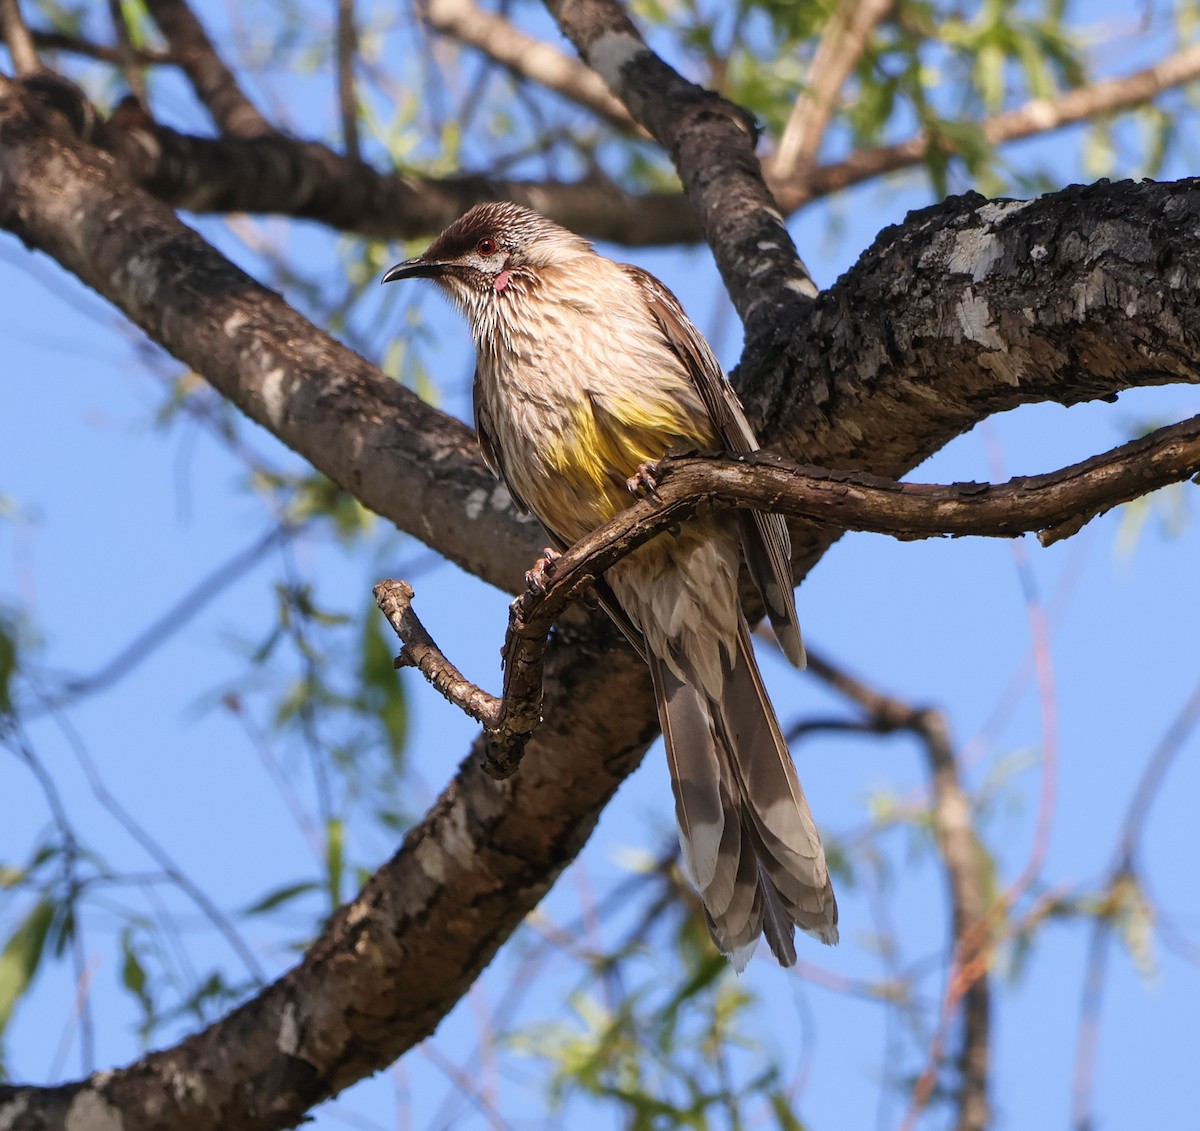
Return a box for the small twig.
[27,522,296,715]
[769,39,1200,210]
[1070,677,1200,1131]
[106,0,149,109]
[336,0,360,160]
[30,28,173,66]
[423,0,640,135]
[773,0,893,180]
[143,0,275,137]
[373,580,502,730]
[1,0,39,75]
[803,651,990,1131]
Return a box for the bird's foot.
[525,547,562,595]
[626,460,662,498]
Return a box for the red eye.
[477,237,498,256]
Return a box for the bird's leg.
[626,459,662,498]
[525,546,562,595]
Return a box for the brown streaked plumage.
[383,201,837,966]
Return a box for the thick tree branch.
[98,104,688,243]
[422,0,638,133]
[2,85,539,593]
[143,0,275,137]
[772,0,893,180]
[0,79,661,1131]
[746,180,1200,486]
[543,0,817,335]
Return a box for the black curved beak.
[381,257,446,284]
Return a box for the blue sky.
[2,3,1200,1129]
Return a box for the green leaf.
[119,926,156,1040]
[769,1090,809,1131]
[359,608,409,764]
[0,610,17,718]
[325,818,345,910]
[0,899,56,1034]
[241,880,320,917]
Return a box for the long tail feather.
[716,616,838,946]
[651,656,725,892]
[652,624,838,964]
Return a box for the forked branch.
[376,415,1200,775]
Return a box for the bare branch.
[805,653,990,1131]
[374,576,551,780]
[0,0,39,75]
[543,0,817,334]
[374,578,502,730]
[617,417,1200,548]
[142,0,275,137]
[77,37,1200,253]
[336,0,359,160]
[1,79,535,593]
[773,0,893,180]
[375,416,1200,782]
[98,106,691,243]
[30,28,174,66]
[1072,678,1200,1131]
[423,0,639,134]
[770,40,1200,210]
[106,0,149,108]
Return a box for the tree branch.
[142,0,275,137]
[626,418,1200,547]
[30,28,174,66]
[98,104,690,243]
[768,40,1200,210]
[772,0,893,180]
[335,0,359,160]
[373,420,1200,781]
[543,0,817,335]
[80,37,1200,253]
[803,652,989,1131]
[1,0,39,75]
[422,0,639,134]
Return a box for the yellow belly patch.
[542,386,713,531]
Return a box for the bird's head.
[382,202,592,315]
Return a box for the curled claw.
[626,460,662,498]
[525,546,562,594]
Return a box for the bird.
[383,201,837,967]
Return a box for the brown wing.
[620,265,805,668]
